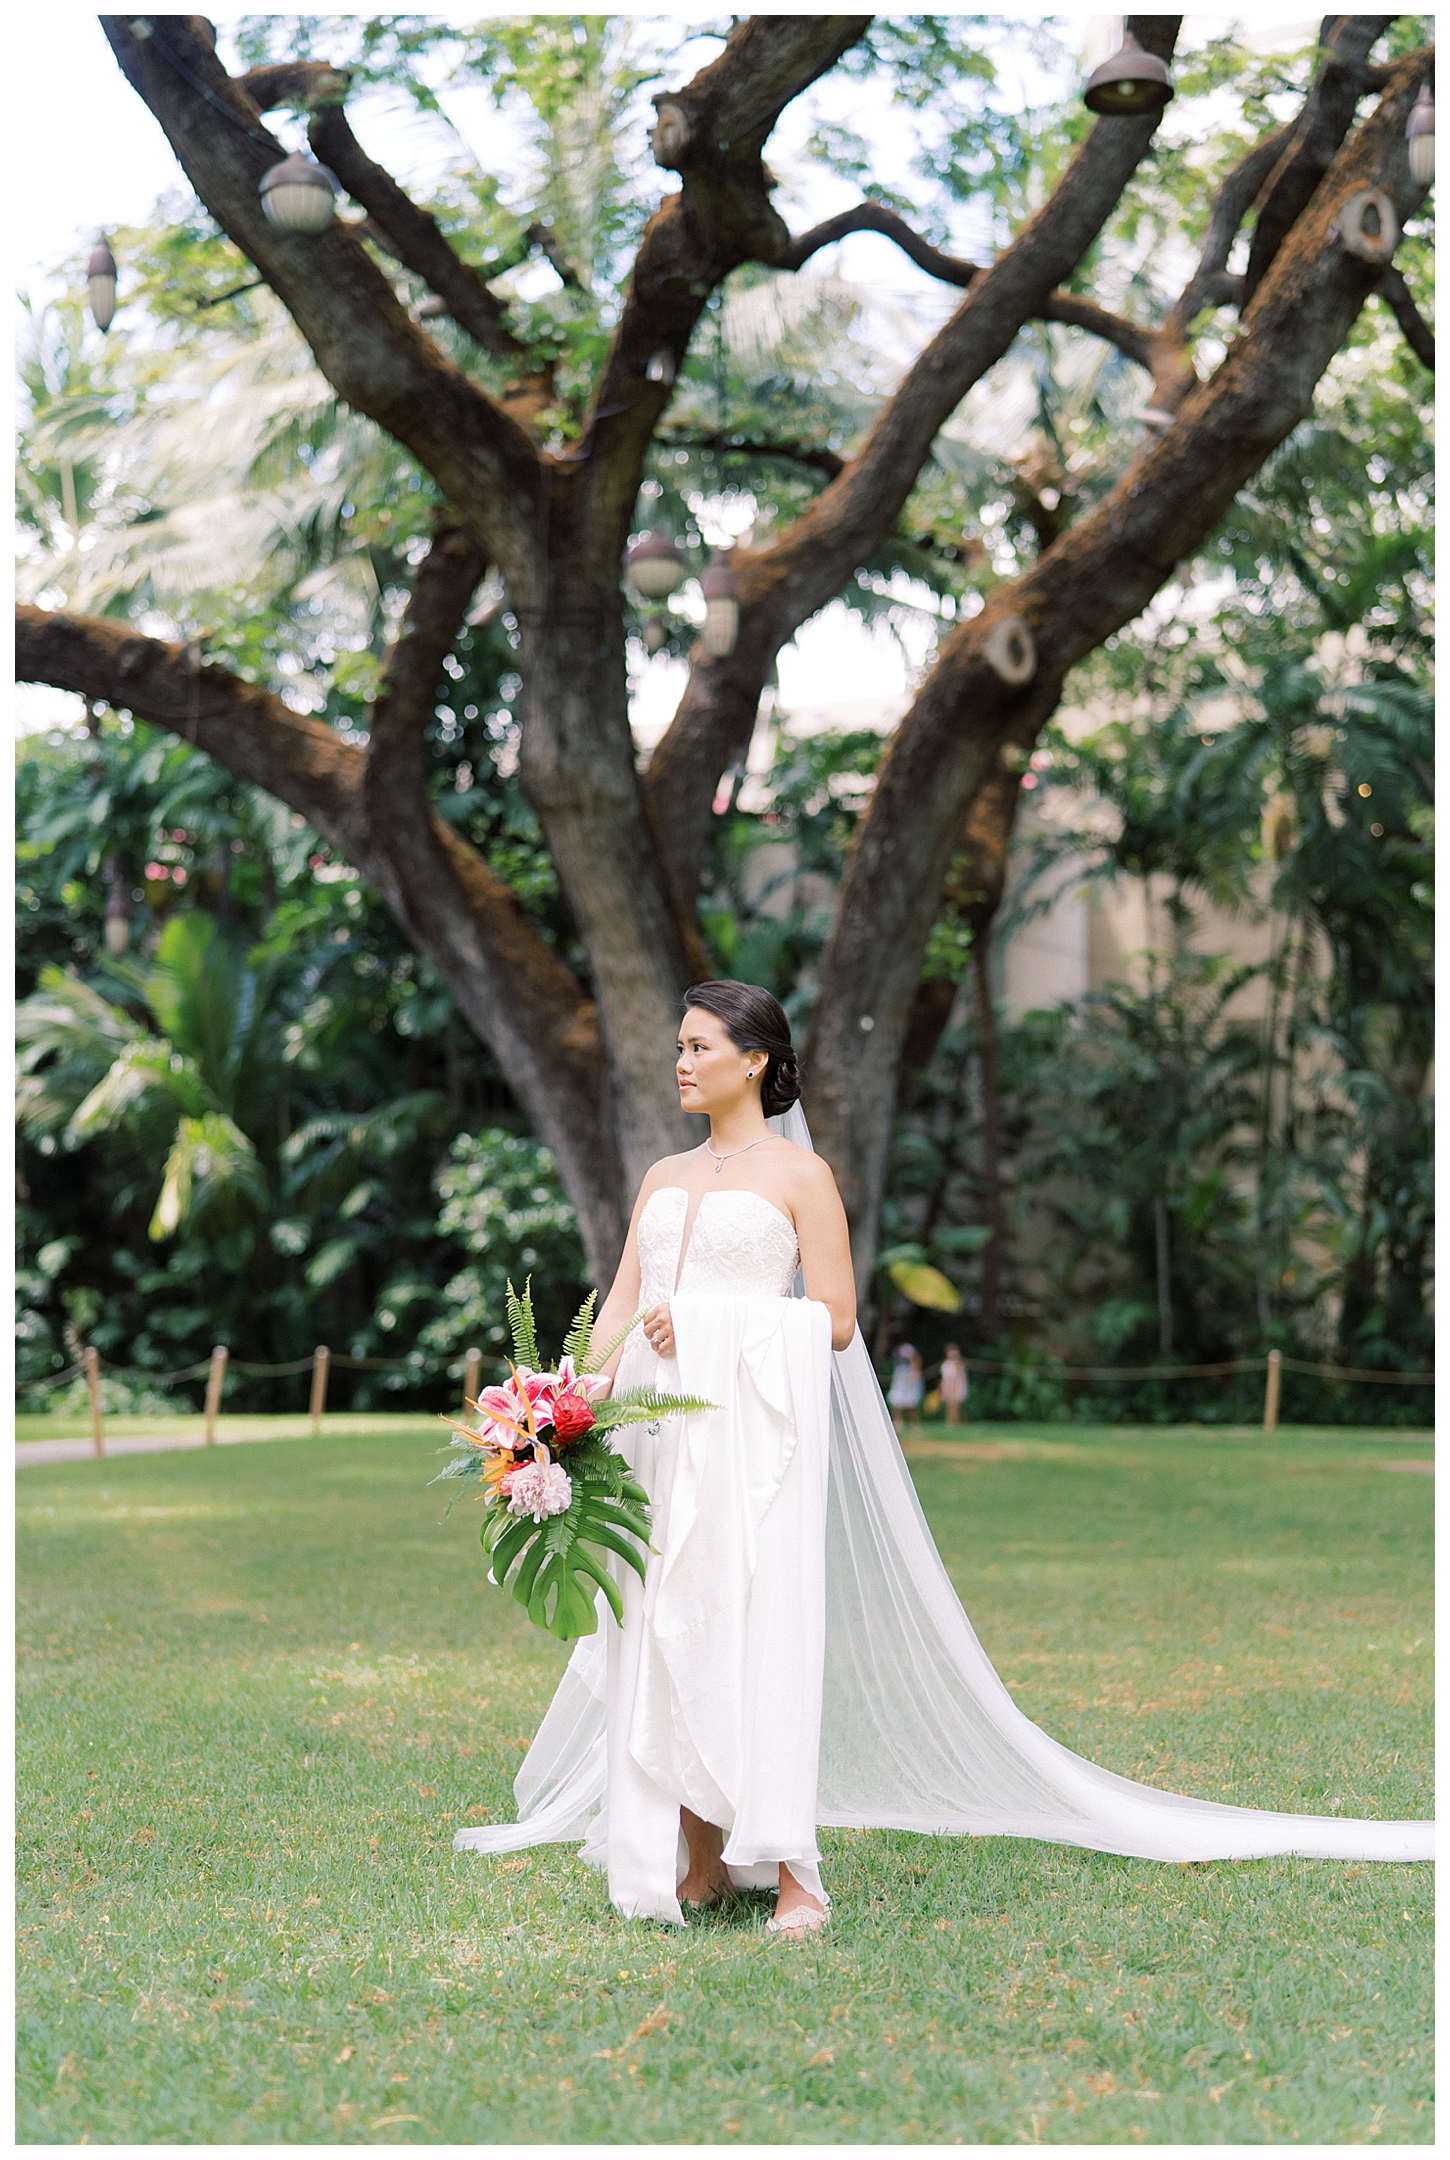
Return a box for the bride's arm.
[586,1175,655,1384]
[793,1157,858,1351]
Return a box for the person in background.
[940,1343,969,1427]
[887,1342,924,1432]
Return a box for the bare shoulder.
[637,1147,698,1200]
[780,1145,844,1212]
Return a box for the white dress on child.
[454,1111,1432,1920]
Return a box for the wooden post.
[464,1346,482,1411]
[1263,1348,1282,1434]
[203,1345,228,1445]
[85,1346,104,1460]
[309,1345,330,1434]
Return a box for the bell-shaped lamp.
[625,529,686,602]
[87,237,118,332]
[701,551,741,659]
[1084,30,1175,117]
[260,152,339,234]
[1407,80,1435,185]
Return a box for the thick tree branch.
[365,524,489,812]
[19,603,365,844]
[15,600,625,1277]
[238,59,351,112]
[643,16,1183,929]
[1242,16,1396,301]
[1377,263,1435,368]
[806,46,1433,1279]
[99,16,544,583]
[897,683,1060,1088]
[307,104,525,363]
[1166,123,1294,333]
[572,15,872,550]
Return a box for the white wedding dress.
[454,1111,1433,1923]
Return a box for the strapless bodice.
[637,1186,800,1307]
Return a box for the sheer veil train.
[455,1105,1432,1871]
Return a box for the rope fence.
[949,1352,1435,1386]
[23,1341,473,1461]
[21,1339,1431,1462]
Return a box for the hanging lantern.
[645,350,676,386]
[103,854,132,956]
[625,529,686,601]
[259,152,338,234]
[1407,80,1435,185]
[701,551,741,659]
[1083,30,1174,117]
[87,237,117,333]
[641,615,669,655]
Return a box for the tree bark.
[22,17,1428,1303]
[643,17,1181,925]
[806,48,1430,1286]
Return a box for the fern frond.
[505,1276,540,1370]
[562,1289,597,1369]
[579,1306,643,1373]
[591,1387,716,1430]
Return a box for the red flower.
[550,1392,596,1441]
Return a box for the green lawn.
[17,1418,1432,2145]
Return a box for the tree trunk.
[514,595,697,1196]
[18,19,1430,1298]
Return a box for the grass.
[17,1416,1432,2145]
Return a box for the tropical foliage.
[14,711,585,1411]
[14,17,1432,1421]
[431,1279,708,1642]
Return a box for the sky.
[13,7,1327,741]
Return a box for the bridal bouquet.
[432,1281,712,1642]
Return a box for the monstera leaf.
[432,1278,715,1642]
[483,1433,657,1641]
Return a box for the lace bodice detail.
[637,1187,800,1307]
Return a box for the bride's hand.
[643,1302,676,1361]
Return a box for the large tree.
[19,12,1433,1287]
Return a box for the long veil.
[456,1104,1432,1868]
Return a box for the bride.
[455,981,1433,1930]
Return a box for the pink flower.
[473,1359,608,1448]
[551,1392,596,1442]
[506,1461,573,1522]
[556,1355,611,1402]
[474,1373,547,1446]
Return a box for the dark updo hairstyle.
[682,980,802,1118]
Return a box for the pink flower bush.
[506,1460,574,1522]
